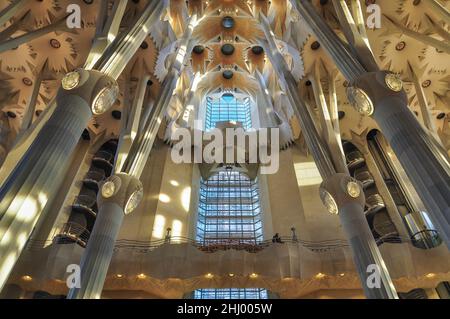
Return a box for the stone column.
[348,71,450,248]
[293,0,366,80]
[0,70,118,291]
[0,113,12,166]
[67,173,142,299]
[320,174,398,299]
[423,0,450,22]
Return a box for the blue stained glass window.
[195,92,266,299]
[196,170,263,245]
[205,94,251,130]
[194,288,268,299]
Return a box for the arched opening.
[205,93,251,130]
[196,169,263,245]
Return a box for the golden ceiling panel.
[205,0,253,16]
[193,14,263,43]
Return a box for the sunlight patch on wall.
[159,193,171,203]
[294,162,322,187]
[181,187,191,212]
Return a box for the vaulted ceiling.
[0,0,449,152]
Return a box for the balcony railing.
[354,169,375,189]
[36,232,414,253]
[110,236,350,253]
[53,222,91,248]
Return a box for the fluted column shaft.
[0,0,166,292]
[0,16,68,54]
[321,174,398,299]
[293,0,366,81]
[295,0,450,249]
[122,14,198,177]
[423,0,450,22]
[67,202,124,299]
[0,0,27,27]
[67,173,142,299]
[260,16,398,299]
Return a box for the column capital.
[319,173,365,215]
[57,69,119,116]
[347,71,407,117]
[98,173,143,215]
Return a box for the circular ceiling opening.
[222,16,235,29]
[223,70,234,79]
[82,129,91,140]
[251,46,264,55]
[140,41,148,50]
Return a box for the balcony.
[54,222,90,248]
[12,234,450,299]
[404,211,442,249]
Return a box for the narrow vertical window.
[194,288,268,299]
[196,170,263,245]
[205,93,251,130]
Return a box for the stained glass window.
[196,170,263,244]
[205,93,251,130]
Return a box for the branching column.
[66,173,143,299]
[294,0,450,249]
[0,0,166,292]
